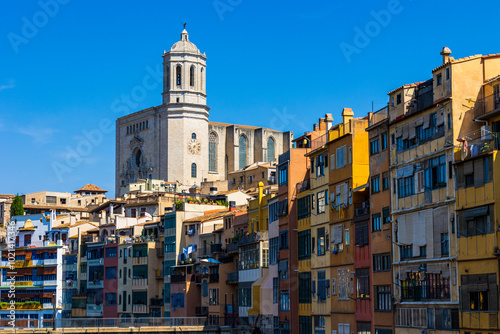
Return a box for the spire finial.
[183,23,186,29]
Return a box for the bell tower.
[162,26,210,188]
[162,28,207,107]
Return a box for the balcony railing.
[474,93,500,120]
[134,257,148,265]
[132,304,147,314]
[132,278,148,288]
[210,243,223,253]
[226,242,238,254]
[226,272,238,284]
[150,298,163,306]
[238,231,268,245]
[401,285,450,301]
[455,132,499,162]
[195,306,208,316]
[295,179,310,193]
[80,272,87,280]
[311,133,327,150]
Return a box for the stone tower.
[162,28,210,187]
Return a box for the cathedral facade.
[115,28,292,193]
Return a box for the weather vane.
[183,23,186,29]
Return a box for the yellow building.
[328,109,370,334]
[455,75,500,334]
[389,48,500,334]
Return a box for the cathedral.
[115,28,293,193]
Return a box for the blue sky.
[1,0,499,197]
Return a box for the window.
[437,73,442,86]
[440,233,449,256]
[239,284,252,306]
[317,191,325,214]
[106,267,117,280]
[355,222,369,247]
[356,268,370,299]
[191,132,196,140]
[299,316,312,334]
[317,271,328,303]
[46,196,57,204]
[267,137,275,162]
[280,290,290,311]
[457,205,493,237]
[299,272,312,303]
[273,277,279,304]
[398,176,414,198]
[336,145,347,169]
[278,166,288,186]
[396,93,402,105]
[370,139,380,155]
[345,229,350,246]
[419,246,427,258]
[401,272,450,301]
[382,207,390,224]
[189,66,195,86]
[239,243,260,270]
[371,175,380,193]
[105,247,117,257]
[399,245,413,260]
[191,163,197,178]
[447,113,452,130]
[239,135,247,169]
[338,268,350,300]
[317,227,325,256]
[298,230,311,260]
[105,293,116,305]
[372,213,381,232]
[269,237,279,265]
[176,65,181,86]
[298,195,311,220]
[314,316,326,334]
[425,155,446,190]
[279,230,288,250]
[381,132,388,150]
[375,286,391,311]
[382,172,389,190]
[456,156,493,189]
[278,260,289,280]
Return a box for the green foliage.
[174,201,184,211]
[10,194,24,217]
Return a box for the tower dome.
[170,29,201,54]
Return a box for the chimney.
[319,117,325,131]
[440,47,452,64]
[229,201,236,211]
[313,123,319,131]
[342,108,354,128]
[325,113,333,130]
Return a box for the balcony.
[368,106,388,127]
[474,93,500,120]
[87,259,103,267]
[226,242,238,254]
[132,304,147,313]
[210,243,223,253]
[295,179,310,193]
[86,304,103,317]
[80,272,87,280]
[354,201,370,218]
[311,133,327,150]
[268,176,277,185]
[134,257,148,265]
[170,274,198,283]
[238,231,268,245]
[455,132,499,163]
[150,297,163,306]
[44,259,58,265]
[196,306,208,316]
[42,303,54,309]
[226,272,238,284]
[156,247,164,257]
[87,279,103,288]
[72,308,86,317]
[132,278,148,289]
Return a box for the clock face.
[188,139,201,155]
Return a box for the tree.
[10,194,24,217]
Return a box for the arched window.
[209,132,217,172]
[166,65,170,90]
[267,137,275,162]
[239,135,247,170]
[176,65,182,86]
[191,133,197,140]
[191,163,197,178]
[190,66,195,87]
[201,68,204,90]
[135,149,142,167]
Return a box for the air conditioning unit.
[481,125,492,140]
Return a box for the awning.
[465,206,489,220]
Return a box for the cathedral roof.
[170,29,201,54]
